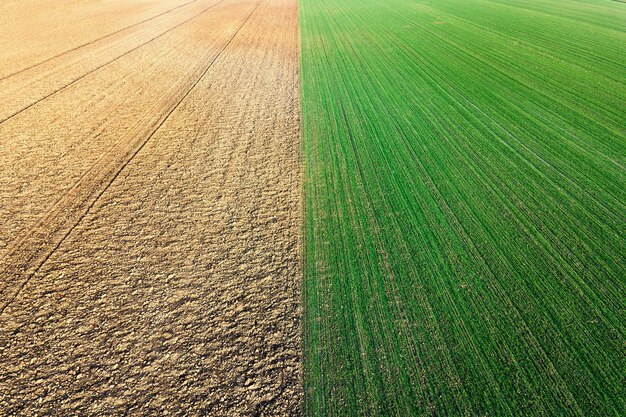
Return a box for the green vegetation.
[300,0,626,415]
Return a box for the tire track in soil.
[0,0,263,316]
[0,0,250,264]
[0,0,225,123]
[0,0,198,80]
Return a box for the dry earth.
[0,0,302,415]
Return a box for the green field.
[300,0,626,415]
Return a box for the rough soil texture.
[0,0,302,415]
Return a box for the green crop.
[300,0,626,415]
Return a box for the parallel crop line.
[301,0,626,415]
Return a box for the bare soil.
[0,0,302,415]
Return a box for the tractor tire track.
[0,0,200,82]
[0,0,225,123]
[0,0,251,261]
[0,0,262,315]
[0,0,198,79]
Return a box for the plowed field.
[0,0,302,415]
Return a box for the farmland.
[0,0,301,414]
[1,0,624,415]
[300,0,626,416]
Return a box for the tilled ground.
[0,0,302,415]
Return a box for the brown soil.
[0,0,302,415]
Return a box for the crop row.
[300,0,626,415]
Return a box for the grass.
[299,0,626,415]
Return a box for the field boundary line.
[0,0,264,317]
